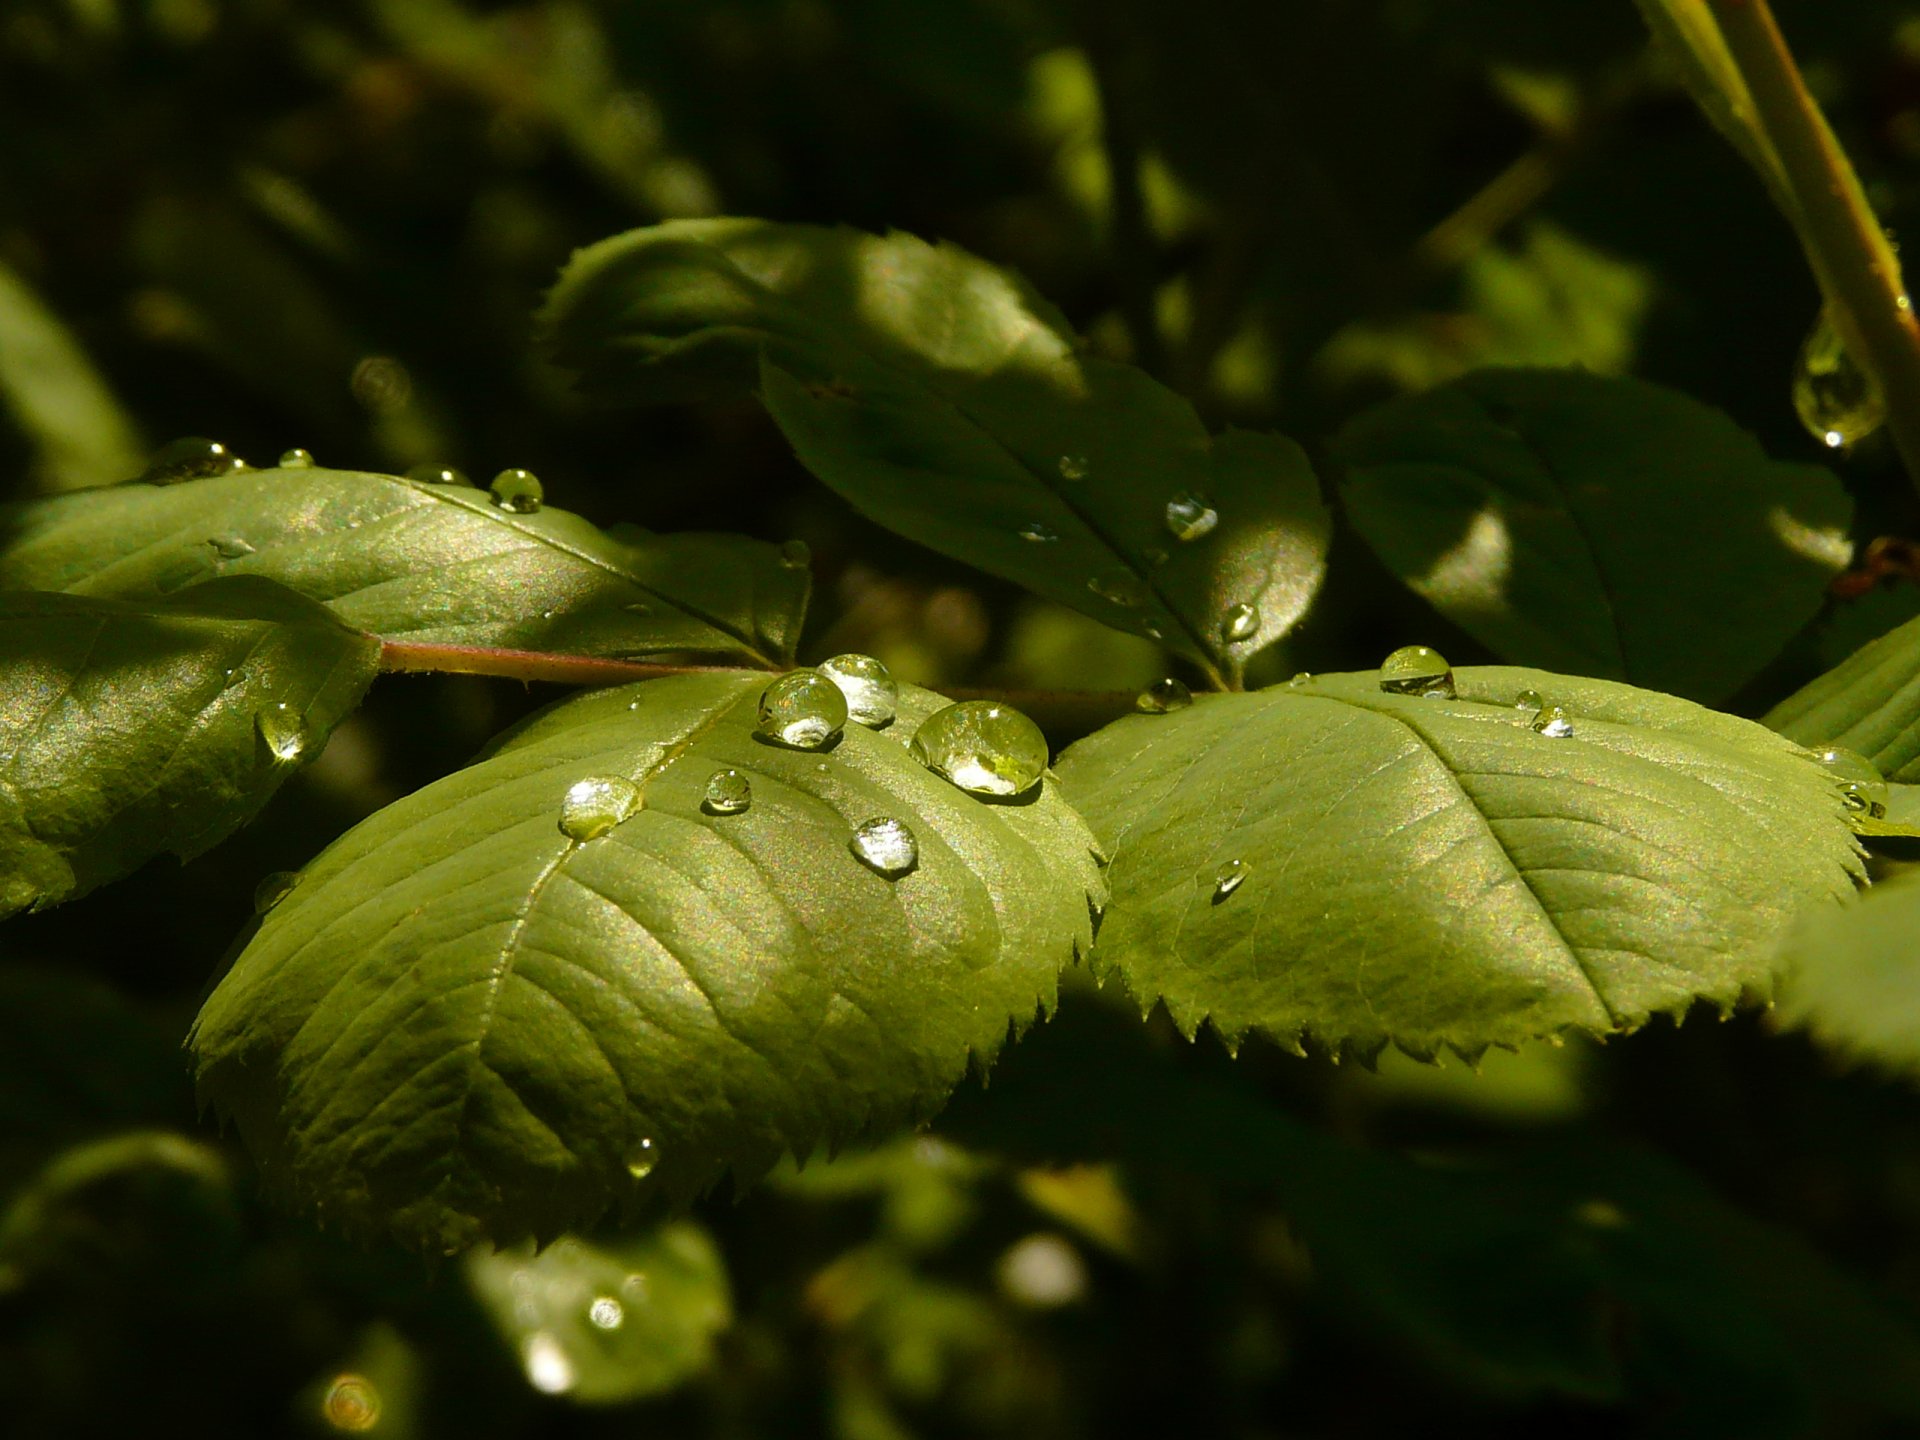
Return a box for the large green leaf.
[1766,611,1920,782]
[1334,368,1851,704]
[1776,870,1920,1080]
[190,673,1103,1251]
[541,219,1329,686]
[0,463,807,667]
[0,577,379,919]
[1054,665,1863,1057]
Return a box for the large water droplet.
[254,870,298,915]
[1018,521,1059,543]
[278,447,315,469]
[819,653,898,728]
[1814,745,1888,818]
[1057,454,1089,481]
[1221,603,1261,644]
[1794,308,1885,449]
[756,671,848,749]
[1532,705,1574,739]
[849,817,918,878]
[910,700,1048,797]
[489,468,544,513]
[1164,492,1219,542]
[209,535,255,560]
[702,768,751,815]
[558,775,641,841]
[1136,678,1192,714]
[626,1139,658,1179]
[256,702,308,763]
[1212,859,1248,902]
[587,1296,624,1331]
[1087,574,1146,608]
[140,437,244,485]
[1378,645,1455,699]
[1515,688,1544,712]
[407,463,468,485]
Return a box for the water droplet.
[1794,308,1885,449]
[1212,859,1249,902]
[522,1332,576,1395]
[1377,645,1455,698]
[253,871,298,916]
[256,703,308,763]
[1018,521,1059,543]
[558,775,641,841]
[140,437,244,485]
[702,768,751,815]
[1814,745,1888,818]
[1087,574,1145,608]
[489,468,544,513]
[626,1139,658,1179]
[1531,705,1574,739]
[1057,454,1089,481]
[1136,678,1192,714]
[1287,672,1313,688]
[1221,603,1261,644]
[818,653,898,728]
[323,1374,381,1432]
[756,670,848,750]
[587,1296,624,1330]
[406,463,468,485]
[910,700,1048,797]
[1515,688,1544,712]
[849,817,918,878]
[278,448,315,469]
[779,539,811,569]
[208,535,256,560]
[1164,491,1219,542]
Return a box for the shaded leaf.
[1777,870,1920,1081]
[1335,368,1851,704]
[0,577,379,919]
[1767,609,1920,782]
[542,219,1329,685]
[1054,665,1863,1057]
[190,674,1103,1251]
[0,258,143,493]
[0,463,807,667]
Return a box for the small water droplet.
[406,463,469,485]
[756,670,848,750]
[1136,678,1192,714]
[1814,745,1888,818]
[1221,603,1261,644]
[1794,307,1885,449]
[1531,705,1574,739]
[702,768,751,815]
[522,1332,576,1395]
[1057,454,1089,481]
[489,468,544,513]
[1212,859,1248,902]
[627,1139,658,1179]
[910,700,1048,797]
[209,535,256,560]
[323,1375,381,1433]
[255,703,308,763]
[558,775,641,841]
[587,1295,624,1330]
[1287,672,1313,688]
[277,447,315,469]
[818,653,898,727]
[1164,491,1219,542]
[1087,574,1146,608]
[622,601,652,616]
[1515,688,1544,712]
[779,539,811,569]
[1018,521,1059,543]
[1378,645,1455,699]
[140,437,244,485]
[253,870,298,915]
[850,817,918,878]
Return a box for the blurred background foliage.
[10,1,1920,1435]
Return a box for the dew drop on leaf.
[489,468,544,513]
[558,775,641,841]
[209,535,255,560]
[1212,858,1249,902]
[1377,645,1455,698]
[1515,688,1545,712]
[1814,745,1888,818]
[1531,705,1575,739]
[1793,308,1885,449]
[1287,672,1313,688]
[140,436,244,485]
[702,768,751,815]
[256,702,309,763]
[253,870,298,916]
[1087,574,1145,608]
[1057,453,1089,481]
[1220,602,1261,644]
[818,653,898,727]
[1018,521,1059,543]
[277,447,315,469]
[756,671,848,750]
[1136,678,1192,714]
[849,817,919,878]
[910,699,1048,797]
[1163,491,1219,541]
[407,463,469,486]
[626,1139,658,1180]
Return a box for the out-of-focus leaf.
[1777,870,1920,1080]
[0,577,380,918]
[0,258,143,492]
[1769,609,1920,782]
[542,219,1329,685]
[0,463,808,666]
[190,675,1103,1251]
[1335,368,1851,703]
[1056,666,1863,1058]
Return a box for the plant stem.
[1711,0,1920,490]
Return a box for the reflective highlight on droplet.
[558,775,641,841]
[1136,678,1192,713]
[489,467,544,513]
[141,437,244,485]
[910,700,1048,797]
[756,671,848,749]
[819,653,898,727]
[849,817,918,878]
[1814,745,1888,818]
[1794,308,1885,449]
[1164,491,1219,541]
[1212,859,1248,902]
[1532,705,1574,739]
[256,702,308,763]
[1377,645,1455,699]
[407,463,468,485]
[702,769,751,815]
[278,448,315,469]
[1221,603,1260,644]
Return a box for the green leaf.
[0,258,144,493]
[1766,610,1920,782]
[0,577,379,919]
[1776,870,1920,1080]
[189,674,1104,1251]
[541,219,1329,685]
[0,463,807,668]
[1054,665,1863,1058]
[465,1224,730,1403]
[1334,368,1852,704]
